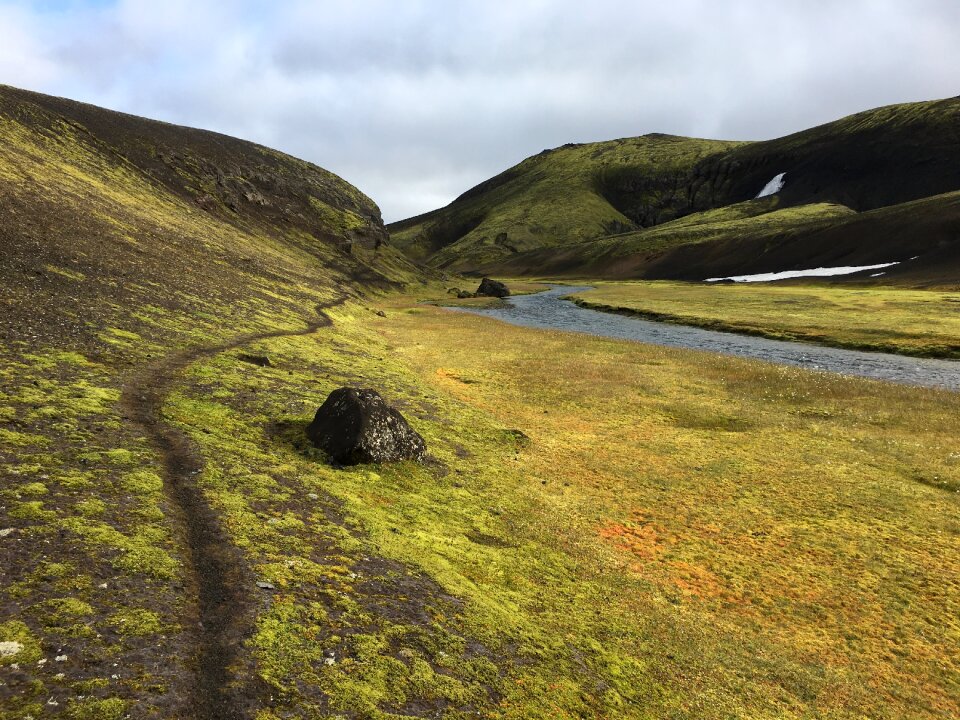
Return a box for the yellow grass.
[571,281,960,357]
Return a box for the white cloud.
[0,0,958,221]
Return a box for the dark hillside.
[702,97,960,212]
[0,84,386,250]
[479,192,960,286]
[0,85,440,718]
[392,97,960,281]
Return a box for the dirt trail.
[121,295,347,720]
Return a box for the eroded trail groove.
[121,296,347,720]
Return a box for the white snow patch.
[755,172,786,198]
[706,262,900,283]
[0,641,23,658]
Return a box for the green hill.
[389,134,744,267]
[3,85,960,720]
[392,97,960,281]
[0,85,434,717]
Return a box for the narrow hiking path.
[120,295,348,720]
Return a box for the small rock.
[456,290,475,299]
[376,310,386,318]
[476,277,510,298]
[256,581,275,590]
[306,388,427,465]
[237,353,272,367]
[0,528,14,537]
[55,655,67,662]
[0,641,23,658]
[307,493,319,500]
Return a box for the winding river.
[451,285,960,391]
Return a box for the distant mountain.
[390,98,960,285]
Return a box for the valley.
[1,83,958,719]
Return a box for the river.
[450,285,960,391]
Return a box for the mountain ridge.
[390,96,960,283]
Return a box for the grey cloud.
[1,0,958,221]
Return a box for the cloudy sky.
[1,1,957,222]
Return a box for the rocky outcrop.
[476,278,510,297]
[306,388,426,465]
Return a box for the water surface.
[451,285,960,391]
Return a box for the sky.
[1,1,958,222]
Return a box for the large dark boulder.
[306,388,426,465]
[476,277,510,298]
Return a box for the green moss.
[0,428,49,447]
[30,597,95,637]
[59,470,97,489]
[108,608,165,637]
[17,481,49,496]
[76,498,106,517]
[44,264,86,281]
[65,697,128,720]
[101,448,136,465]
[59,517,178,579]
[10,500,57,521]
[0,621,43,665]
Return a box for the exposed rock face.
[476,277,510,297]
[306,388,427,465]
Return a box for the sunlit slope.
[393,97,960,280]
[482,191,960,284]
[0,85,428,717]
[389,134,745,268]
[0,84,426,346]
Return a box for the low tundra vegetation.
[160,286,959,718]
[572,280,960,358]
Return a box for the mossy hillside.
[161,289,959,718]
[393,97,960,282]
[390,134,743,268]
[0,84,386,251]
[704,96,960,213]
[578,199,853,263]
[472,200,852,278]
[0,86,426,716]
[570,281,960,358]
[482,190,960,284]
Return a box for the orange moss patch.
[598,511,671,564]
[667,561,725,599]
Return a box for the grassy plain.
[151,286,960,718]
[571,281,960,358]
